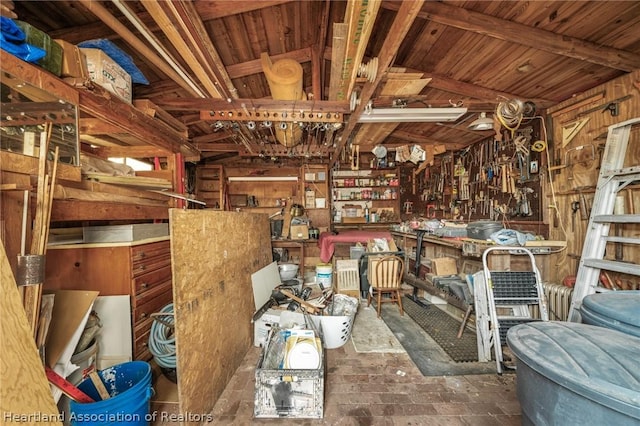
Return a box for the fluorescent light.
[357,107,467,123]
[468,112,494,130]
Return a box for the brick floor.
[198,341,519,425]
[152,305,521,425]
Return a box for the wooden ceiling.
[9,0,640,165]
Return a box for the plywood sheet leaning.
[0,241,61,425]
[170,209,272,424]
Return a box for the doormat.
[401,296,478,363]
[379,297,496,376]
[350,304,405,353]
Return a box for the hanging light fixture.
[468,112,494,130]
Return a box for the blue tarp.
[78,38,149,85]
[489,228,536,246]
[0,17,46,63]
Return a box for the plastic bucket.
[316,263,333,289]
[69,361,153,425]
[69,339,99,385]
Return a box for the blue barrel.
[69,361,153,425]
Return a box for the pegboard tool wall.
[415,122,545,233]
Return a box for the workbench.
[318,230,393,263]
[391,230,557,310]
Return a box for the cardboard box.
[254,309,305,347]
[55,39,89,78]
[431,257,458,276]
[81,48,132,103]
[367,238,398,253]
[305,190,315,209]
[290,224,309,240]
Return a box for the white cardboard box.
[254,308,304,347]
[81,48,132,103]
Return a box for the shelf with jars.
[331,168,401,227]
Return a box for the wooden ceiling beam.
[195,143,243,152]
[313,0,332,101]
[78,85,196,156]
[153,98,350,113]
[330,0,383,102]
[95,145,172,158]
[193,132,234,144]
[80,118,122,135]
[384,1,640,72]
[381,130,444,145]
[388,63,555,106]
[194,1,294,21]
[330,0,426,167]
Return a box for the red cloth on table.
[318,230,393,263]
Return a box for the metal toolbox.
[254,331,325,419]
[466,220,504,240]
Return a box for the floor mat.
[350,304,405,353]
[379,298,496,376]
[401,296,478,363]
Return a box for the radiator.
[533,283,574,321]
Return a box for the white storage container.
[83,223,169,243]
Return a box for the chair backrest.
[372,255,404,289]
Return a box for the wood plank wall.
[545,69,640,285]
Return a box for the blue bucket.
[69,361,153,425]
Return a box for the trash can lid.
[507,322,640,419]
[581,290,640,328]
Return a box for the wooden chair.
[367,255,405,318]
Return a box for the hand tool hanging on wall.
[578,192,590,220]
[571,201,580,231]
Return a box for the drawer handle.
[141,282,148,290]
[140,312,147,319]
[139,252,146,258]
[140,265,146,271]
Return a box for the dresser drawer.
[131,240,171,277]
[133,280,172,309]
[132,290,173,324]
[134,322,152,361]
[132,265,172,296]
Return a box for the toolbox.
[466,220,504,240]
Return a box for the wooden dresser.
[44,237,172,361]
